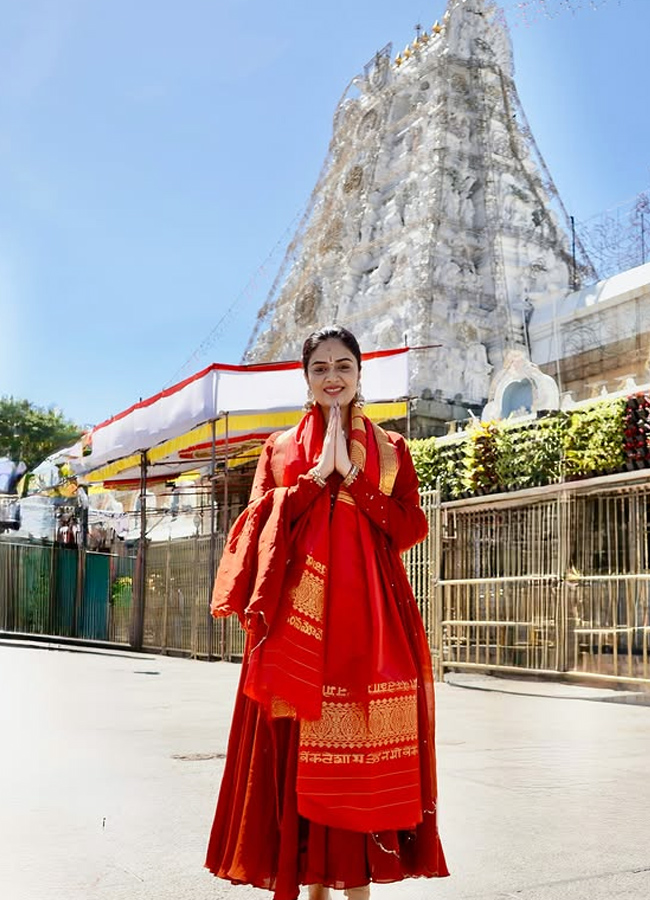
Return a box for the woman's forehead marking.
[310,353,354,365]
[310,343,355,365]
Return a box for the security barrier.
[3,473,650,686]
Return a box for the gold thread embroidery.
[322,681,417,698]
[372,422,399,495]
[350,437,367,470]
[306,554,326,576]
[289,570,325,622]
[299,744,419,765]
[271,697,297,718]
[350,407,367,471]
[368,679,418,695]
[300,694,417,749]
[288,614,323,642]
[323,685,350,698]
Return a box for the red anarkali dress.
[205,405,449,899]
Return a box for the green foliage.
[462,421,500,494]
[563,399,625,478]
[410,435,465,498]
[111,576,133,608]
[0,396,82,471]
[408,397,629,500]
[495,413,566,491]
[409,437,439,489]
[437,440,466,499]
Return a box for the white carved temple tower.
[244,0,594,411]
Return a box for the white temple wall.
[529,263,650,399]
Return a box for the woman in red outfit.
[206,326,448,900]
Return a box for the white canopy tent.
[72,349,411,486]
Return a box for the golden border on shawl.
[306,553,326,575]
[289,568,325,623]
[321,679,418,697]
[371,422,399,495]
[349,404,367,471]
[369,678,418,695]
[299,744,419,766]
[288,614,323,642]
[271,696,297,719]
[300,692,418,749]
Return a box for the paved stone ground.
[1,640,650,900]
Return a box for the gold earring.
[304,387,315,410]
[354,383,365,407]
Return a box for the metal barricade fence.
[402,490,439,667]
[142,534,246,659]
[0,541,135,643]
[565,487,650,682]
[0,535,245,659]
[428,477,650,686]
[0,542,54,635]
[3,474,650,684]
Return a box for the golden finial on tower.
[432,21,443,34]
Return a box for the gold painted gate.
[406,475,650,686]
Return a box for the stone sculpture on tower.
[245,0,592,411]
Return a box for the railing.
[0,541,135,643]
[3,473,650,685]
[0,534,246,660]
[432,476,650,686]
[141,534,244,659]
[402,489,440,668]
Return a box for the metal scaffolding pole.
[130,451,148,650]
[221,412,230,660]
[207,418,217,661]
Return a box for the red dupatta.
[212,405,424,833]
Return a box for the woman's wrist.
[342,463,360,487]
[309,467,328,488]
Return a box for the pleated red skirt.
[205,652,449,900]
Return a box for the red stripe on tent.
[90,362,217,432]
[178,432,274,459]
[102,473,174,490]
[362,347,410,360]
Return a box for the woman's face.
[305,338,360,411]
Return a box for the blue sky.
[1,0,648,429]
